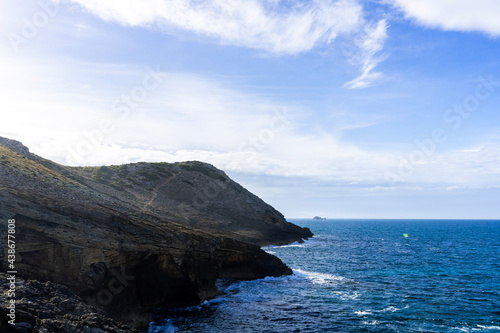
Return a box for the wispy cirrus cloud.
[67,0,364,55]
[343,19,389,89]
[66,0,390,87]
[388,0,500,37]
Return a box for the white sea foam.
[355,310,372,316]
[477,325,500,331]
[279,243,307,248]
[381,305,409,312]
[356,304,408,317]
[263,241,303,249]
[452,326,483,332]
[260,274,294,283]
[335,291,360,300]
[294,269,347,284]
[382,306,398,312]
[264,238,318,250]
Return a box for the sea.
[148,219,500,332]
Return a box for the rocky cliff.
[0,137,312,330]
[0,272,140,333]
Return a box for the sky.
[1,0,499,219]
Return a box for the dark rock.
[0,273,139,332]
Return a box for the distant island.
[313,216,326,220]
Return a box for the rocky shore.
[0,272,140,333]
[0,137,312,331]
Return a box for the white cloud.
[65,0,390,86]
[67,0,364,55]
[1,53,498,190]
[52,138,500,192]
[343,19,388,89]
[0,53,395,183]
[389,0,500,36]
[384,143,500,188]
[44,0,395,88]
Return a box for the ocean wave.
[477,325,500,331]
[294,269,347,284]
[381,305,409,312]
[264,242,307,249]
[280,244,307,248]
[334,291,360,300]
[437,323,500,333]
[355,305,409,317]
[355,310,372,316]
[263,237,321,250]
[148,320,176,333]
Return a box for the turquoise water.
[149,219,500,332]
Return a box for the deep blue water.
[149,219,500,332]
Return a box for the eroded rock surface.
[0,272,140,332]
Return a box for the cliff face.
[70,160,311,246]
[0,137,312,329]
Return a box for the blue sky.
[1,0,499,218]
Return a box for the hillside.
[0,136,312,330]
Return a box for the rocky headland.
[0,137,312,331]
